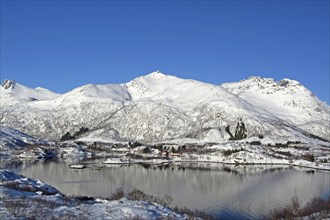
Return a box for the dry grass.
[302,153,315,162]
[127,188,172,207]
[4,181,57,195]
[110,189,125,200]
[223,148,243,156]
[267,195,330,219]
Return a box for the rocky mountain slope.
[0,126,54,158]
[221,76,329,141]
[0,125,49,149]
[0,72,329,143]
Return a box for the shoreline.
[171,160,330,171]
[2,154,330,172]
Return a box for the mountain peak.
[278,78,300,87]
[129,71,177,85]
[1,79,60,102]
[244,76,300,87]
[144,70,167,79]
[2,80,17,90]
[223,76,307,97]
[247,76,273,81]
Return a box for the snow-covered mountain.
[0,72,329,143]
[1,80,60,106]
[221,76,330,141]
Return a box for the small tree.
[60,132,74,141]
[142,147,151,154]
[171,146,176,153]
[74,127,89,136]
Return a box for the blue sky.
[1,0,329,102]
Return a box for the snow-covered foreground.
[0,169,190,219]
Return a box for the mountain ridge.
[1,71,329,143]
[221,76,329,141]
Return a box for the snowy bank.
[0,169,190,219]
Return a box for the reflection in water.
[3,160,330,220]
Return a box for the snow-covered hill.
[1,80,60,106]
[0,72,329,143]
[0,126,49,150]
[221,76,330,141]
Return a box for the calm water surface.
[3,159,330,219]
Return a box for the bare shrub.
[110,189,125,200]
[126,153,144,159]
[4,180,58,195]
[127,188,172,207]
[319,158,328,163]
[5,181,36,193]
[267,195,330,219]
[290,195,301,214]
[302,153,315,162]
[223,148,243,156]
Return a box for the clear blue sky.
[1,0,329,102]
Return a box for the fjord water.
[6,160,330,219]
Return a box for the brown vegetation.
[302,153,315,162]
[223,148,244,156]
[267,195,330,219]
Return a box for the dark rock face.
[234,119,247,140]
[279,80,289,87]
[225,119,248,140]
[225,125,234,139]
[2,80,16,90]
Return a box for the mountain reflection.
[6,160,330,219]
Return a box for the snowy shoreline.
[100,157,330,171]
[2,141,330,172]
[1,161,329,219]
[1,124,330,173]
[0,169,192,219]
[177,160,330,171]
[1,138,329,219]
